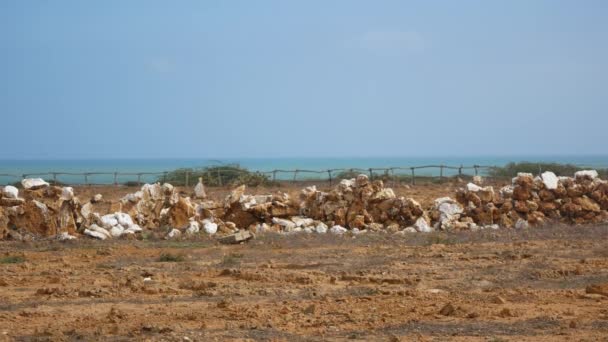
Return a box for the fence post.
[272,170,277,183]
[217,169,222,186]
[84,173,88,186]
[137,174,142,187]
[459,164,463,177]
[410,168,415,186]
[368,168,373,180]
[440,165,444,183]
[293,170,298,184]
[114,172,118,186]
[391,169,396,188]
[474,165,479,176]
[185,171,190,187]
[52,172,57,185]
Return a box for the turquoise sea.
[1,156,607,185]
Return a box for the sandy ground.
[1,225,607,341]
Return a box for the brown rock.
[585,283,608,297]
[439,303,455,316]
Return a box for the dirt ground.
[1,225,607,341]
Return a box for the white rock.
[575,170,598,180]
[2,185,19,199]
[515,219,529,230]
[115,212,134,227]
[21,178,49,190]
[413,217,432,233]
[372,188,396,201]
[109,225,125,237]
[162,183,174,194]
[100,214,119,229]
[472,175,484,185]
[466,183,483,192]
[434,197,463,222]
[329,225,347,234]
[540,171,558,190]
[303,227,314,234]
[482,224,500,230]
[56,232,77,240]
[254,223,270,233]
[88,224,111,239]
[271,217,296,230]
[143,277,153,282]
[186,221,200,235]
[291,216,314,227]
[194,178,206,199]
[339,179,355,188]
[202,219,218,235]
[92,194,103,202]
[60,187,74,201]
[315,222,328,234]
[166,228,181,239]
[125,225,143,234]
[84,229,107,240]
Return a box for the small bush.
[159,164,272,187]
[158,253,185,262]
[1,255,26,264]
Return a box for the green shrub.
[159,164,271,187]
[1,255,25,264]
[157,253,185,262]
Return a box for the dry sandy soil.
[1,224,608,341]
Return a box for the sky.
[1,0,607,159]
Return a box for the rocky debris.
[218,230,253,244]
[84,212,142,239]
[194,177,206,199]
[453,170,608,228]
[21,178,50,190]
[431,197,464,230]
[1,170,608,241]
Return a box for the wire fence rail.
[0,164,498,187]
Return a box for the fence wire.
[0,164,497,187]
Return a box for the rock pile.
[455,171,608,228]
[0,181,80,239]
[1,170,607,241]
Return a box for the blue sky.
[1,1,607,159]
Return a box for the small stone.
[439,303,455,316]
[218,230,253,244]
[21,178,49,190]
